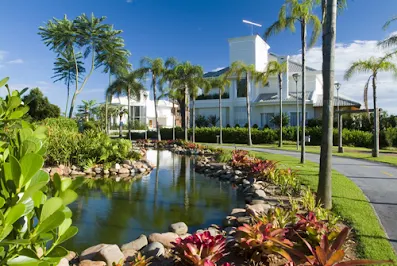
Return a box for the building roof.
[203,67,229,78]
[289,91,315,101]
[255,93,278,102]
[269,52,318,73]
[313,95,361,108]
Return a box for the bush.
[253,124,259,129]
[83,120,101,132]
[235,124,240,128]
[42,117,78,132]
[384,127,397,147]
[308,118,322,127]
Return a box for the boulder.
[223,216,237,227]
[114,163,121,170]
[65,251,77,261]
[254,190,266,200]
[169,222,188,235]
[109,168,118,174]
[251,199,266,205]
[71,170,85,176]
[130,169,136,175]
[94,244,124,266]
[237,216,251,225]
[118,168,130,175]
[57,258,69,266]
[84,168,93,175]
[121,234,148,251]
[230,208,246,218]
[79,260,106,266]
[103,170,110,175]
[51,167,63,176]
[252,183,262,190]
[142,242,165,257]
[123,159,132,165]
[94,168,102,174]
[235,170,243,176]
[148,232,179,248]
[138,168,146,174]
[242,179,250,186]
[207,227,221,237]
[71,165,78,171]
[63,166,71,176]
[80,244,108,261]
[246,203,272,216]
[224,227,236,236]
[122,249,137,262]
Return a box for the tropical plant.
[265,0,321,163]
[39,13,127,118]
[52,50,85,115]
[77,99,97,121]
[226,61,258,146]
[256,60,287,147]
[344,55,397,157]
[0,77,81,265]
[22,88,61,121]
[270,114,290,128]
[195,115,210,128]
[106,70,144,139]
[254,207,298,229]
[206,75,231,144]
[172,231,228,266]
[379,15,397,52]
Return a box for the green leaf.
[33,126,47,140]
[58,218,72,236]
[40,197,63,221]
[0,197,5,208]
[4,155,21,184]
[5,203,25,226]
[8,96,22,110]
[69,176,85,190]
[20,153,44,187]
[18,248,39,259]
[35,211,65,235]
[52,174,61,192]
[57,226,78,245]
[7,255,41,266]
[0,239,30,245]
[60,189,78,205]
[21,140,39,155]
[0,77,9,88]
[19,128,33,143]
[0,225,13,241]
[46,246,68,258]
[60,178,72,192]
[62,206,72,219]
[29,170,49,187]
[32,191,46,208]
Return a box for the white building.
[111,91,180,129]
[195,35,361,128]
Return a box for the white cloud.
[7,59,23,64]
[291,39,397,114]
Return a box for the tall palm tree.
[256,61,287,147]
[226,61,258,146]
[52,51,85,116]
[344,55,397,158]
[77,100,97,121]
[138,57,177,141]
[206,75,231,144]
[379,15,397,51]
[172,62,205,142]
[106,71,144,139]
[265,0,321,163]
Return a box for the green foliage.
[270,113,290,128]
[82,120,101,132]
[22,88,60,121]
[384,127,397,147]
[195,115,209,128]
[0,78,80,265]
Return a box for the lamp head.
[335,82,341,91]
[292,73,300,82]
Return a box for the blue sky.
[1,0,397,113]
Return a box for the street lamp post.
[335,82,343,153]
[144,92,148,140]
[293,73,301,150]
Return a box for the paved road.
[225,146,397,252]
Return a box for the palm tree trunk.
[119,113,123,138]
[372,75,379,157]
[300,20,307,164]
[278,73,283,148]
[185,84,189,142]
[318,0,337,209]
[219,88,223,144]
[128,87,132,141]
[246,72,253,146]
[172,99,176,141]
[105,73,111,134]
[192,97,196,143]
[153,75,161,141]
[69,46,79,118]
[65,72,71,117]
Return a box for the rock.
[130,169,136,175]
[142,242,165,257]
[57,258,69,266]
[254,190,266,200]
[237,216,251,225]
[223,216,237,227]
[71,170,85,176]
[235,170,243,176]
[138,168,146,174]
[103,169,110,175]
[109,168,118,173]
[79,260,106,266]
[94,244,124,266]
[252,183,262,190]
[123,159,132,165]
[251,199,266,205]
[246,203,272,216]
[63,166,71,176]
[80,244,109,261]
[180,233,192,239]
[114,163,121,170]
[123,249,137,262]
[94,167,102,174]
[84,168,92,175]
[220,174,231,180]
[230,208,246,218]
[224,227,236,236]
[169,222,188,235]
[51,167,63,176]
[208,227,221,237]
[118,168,130,175]
[242,179,250,186]
[65,251,77,261]
[71,165,78,171]
[148,232,179,248]
[230,175,241,182]
[121,234,148,251]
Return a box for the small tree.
[23,88,60,121]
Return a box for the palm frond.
[383,15,397,30]
[363,76,372,113]
[308,14,321,48]
[378,34,397,48]
[344,60,373,80]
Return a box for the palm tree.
[379,15,397,50]
[265,0,321,163]
[39,13,125,118]
[52,51,85,116]
[138,57,177,141]
[256,61,287,147]
[226,61,258,146]
[172,62,205,142]
[344,55,397,158]
[77,100,97,121]
[106,71,144,139]
[206,75,231,144]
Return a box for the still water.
[65,150,245,251]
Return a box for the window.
[289,112,308,126]
[237,78,247,98]
[234,107,247,126]
[261,113,274,128]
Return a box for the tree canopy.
[23,88,60,121]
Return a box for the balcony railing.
[196,92,230,100]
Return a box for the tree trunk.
[219,88,223,144]
[300,20,307,164]
[192,97,196,143]
[128,87,131,140]
[172,100,176,141]
[318,0,336,209]
[119,114,123,137]
[65,72,71,117]
[69,47,79,118]
[372,75,379,157]
[105,73,111,135]
[153,75,161,141]
[278,73,283,148]
[185,84,189,142]
[246,72,253,146]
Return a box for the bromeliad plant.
[171,231,229,266]
[0,77,81,265]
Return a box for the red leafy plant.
[251,159,278,178]
[172,231,230,266]
[277,227,393,266]
[235,222,293,262]
[231,150,260,171]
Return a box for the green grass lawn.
[216,145,397,261]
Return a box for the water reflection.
[66,150,245,252]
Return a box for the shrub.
[244,123,249,128]
[384,127,397,147]
[253,123,259,129]
[83,120,101,132]
[42,117,78,132]
[226,124,231,128]
[235,124,240,128]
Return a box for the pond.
[65,150,245,252]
